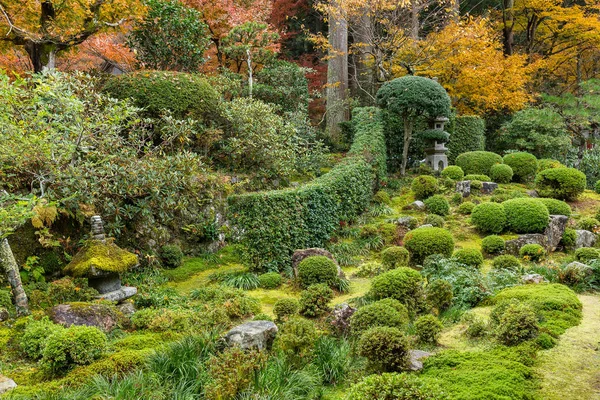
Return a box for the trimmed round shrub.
[574,247,600,263]
[492,255,521,271]
[424,195,450,216]
[20,317,65,360]
[455,151,503,175]
[538,159,564,172]
[577,217,599,232]
[404,227,455,265]
[350,299,409,335]
[373,190,391,205]
[503,198,549,233]
[159,245,183,269]
[535,167,587,200]
[453,248,484,268]
[42,325,107,373]
[537,198,571,217]
[411,175,438,200]
[357,327,411,372]
[536,332,557,349]
[595,180,600,194]
[457,201,476,215]
[276,316,317,358]
[355,261,386,278]
[297,256,338,288]
[519,244,546,262]
[381,246,410,269]
[481,235,505,255]
[345,372,446,400]
[465,174,491,181]
[258,272,282,289]
[490,164,514,184]
[441,166,464,181]
[492,302,539,346]
[561,228,577,248]
[471,202,506,234]
[273,298,299,322]
[414,314,443,344]
[299,284,334,317]
[368,268,425,314]
[503,152,538,182]
[423,214,445,228]
[426,279,453,311]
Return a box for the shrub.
[490,164,514,183]
[577,217,600,232]
[448,115,486,163]
[299,284,334,317]
[45,277,99,306]
[536,332,557,349]
[411,175,438,200]
[404,227,455,265]
[457,201,476,215]
[345,372,446,400]
[258,272,282,289]
[42,325,108,373]
[273,298,299,322]
[561,228,577,248]
[424,195,450,216]
[465,174,491,181]
[464,315,488,338]
[492,255,521,271]
[415,314,443,345]
[535,167,586,200]
[425,279,453,311]
[503,152,538,182]
[537,198,571,217]
[159,245,184,269]
[538,159,564,172]
[455,151,503,175]
[20,317,65,360]
[373,190,391,205]
[574,247,600,263]
[441,166,464,180]
[503,198,549,233]
[559,262,593,287]
[596,180,600,194]
[471,202,506,233]
[453,248,484,268]
[276,316,317,359]
[355,261,386,278]
[423,214,445,228]
[358,327,411,372]
[205,347,266,400]
[481,235,505,255]
[381,246,410,269]
[297,256,338,288]
[492,302,539,346]
[351,299,409,335]
[253,60,310,114]
[368,268,425,314]
[519,244,546,262]
[0,290,11,310]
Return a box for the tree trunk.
[0,238,29,316]
[326,1,349,147]
[352,12,376,104]
[401,117,413,176]
[24,41,58,73]
[410,0,421,40]
[246,49,253,98]
[502,0,514,55]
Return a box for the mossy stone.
[64,240,138,278]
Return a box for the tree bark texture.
[326,2,349,146]
[0,238,29,316]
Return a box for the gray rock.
[545,215,569,251]
[408,350,432,371]
[330,303,356,335]
[505,234,548,255]
[225,321,278,350]
[0,375,17,394]
[292,248,343,278]
[527,190,539,198]
[522,274,545,284]
[96,286,138,303]
[419,224,434,228]
[89,273,121,294]
[456,181,471,197]
[397,216,418,230]
[117,302,136,317]
[50,302,120,332]
[0,308,8,322]
[481,182,498,195]
[403,200,426,211]
[575,230,597,249]
[563,261,594,282]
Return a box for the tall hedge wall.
[228,107,386,271]
[448,116,486,163]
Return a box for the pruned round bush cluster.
[368,267,425,314]
[537,198,571,217]
[491,301,539,346]
[297,256,338,288]
[455,151,503,176]
[426,279,453,311]
[453,248,484,268]
[381,246,410,269]
[471,202,506,233]
[465,174,491,181]
[414,314,443,344]
[404,227,455,265]
[424,195,450,216]
[535,167,586,200]
[373,190,391,205]
[345,372,446,400]
[159,245,183,269]
[577,217,599,232]
[20,317,64,360]
[350,299,409,335]
[481,235,505,255]
[503,152,538,182]
[357,327,411,372]
[574,247,600,263]
[273,298,299,322]
[258,272,282,289]
[519,244,546,262]
[411,175,438,200]
[490,164,514,184]
[441,166,464,181]
[457,201,476,215]
[538,159,563,172]
[355,261,386,278]
[423,214,445,228]
[299,283,334,317]
[41,325,108,373]
[503,198,549,233]
[492,255,521,271]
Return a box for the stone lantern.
[424,116,449,171]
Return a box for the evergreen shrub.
[424,195,450,216]
[490,164,513,183]
[471,202,506,233]
[503,152,538,182]
[503,198,549,233]
[535,167,586,200]
[441,166,464,180]
[455,151,502,175]
[482,235,505,255]
[404,227,455,264]
[297,256,338,288]
[411,175,438,200]
[453,248,484,268]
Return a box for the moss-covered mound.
[64,240,138,278]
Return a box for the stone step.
[95,286,137,302]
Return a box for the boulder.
[225,321,278,350]
[481,182,498,195]
[0,375,17,395]
[575,230,597,249]
[456,181,471,197]
[505,234,548,256]
[403,200,426,211]
[408,350,432,371]
[397,216,418,230]
[117,302,136,317]
[330,303,356,335]
[527,190,539,198]
[0,308,8,322]
[522,274,545,284]
[419,224,434,229]
[562,261,594,284]
[50,302,121,332]
[292,248,343,278]
[96,286,138,303]
[545,215,569,251]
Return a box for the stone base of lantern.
[425,154,448,171]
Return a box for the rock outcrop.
[225,321,278,350]
[50,302,122,332]
[575,230,596,249]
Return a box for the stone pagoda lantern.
[423,116,449,172]
[63,216,138,302]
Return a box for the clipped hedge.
[455,151,502,176]
[503,152,538,182]
[447,116,486,163]
[404,227,455,265]
[535,167,586,200]
[471,202,506,234]
[503,198,549,233]
[490,164,513,184]
[537,198,571,217]
[441,165,464,181]
[228,107,385,271]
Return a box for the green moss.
[63,240,138,277]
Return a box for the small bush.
[373,190,391,205]
[354,261,386,278]
[538,159,564,172]
[205,347,266,400]
[351,299,409,335]
[368,267,425,314]
[159,245,183,269]
[0,290,11,310]
[358,327,411,372]
[596,180,600,194]
[489,164,513,183]
[345,372,446,400]
[426,279,453,311]
[536,332,557,349]
[273,298,299,322]
[574,247,600,263]
[276,316,317,359]
[424,195,450,216]
[404,227,455,265]
[535,167,587,200]
[453,248,484,268]
[577,217,600,232]
[423,214,445,227]
[492,301,539,346]
[20,317,64,360]
[297,256,338,288]
[299,283,334,317]
[561,228,577,248]
[42,325,108,374]
[519,244,546,262]
[457,201,476,215]
[464,315,488,338]
[441,166,464,180]
[503,152,538,182]
[471,202,506,234]
[537,198,571,217]
[381,246,410,269]
[559,262,593,287]
[411,175,438,200]
[503,198,549,233]
[492,255,521,271]
[481,235,505,255]
[455,151,503,176]
[465,174,491,181]
[415,314,443,345]
[258,272,282,289]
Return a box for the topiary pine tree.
[376,76,451,175]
